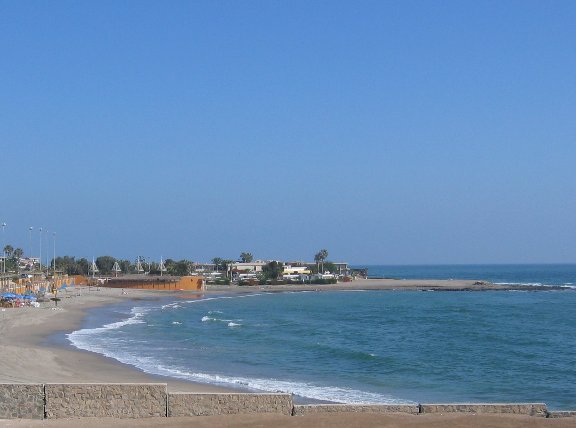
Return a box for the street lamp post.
[1,222,6,274]
[29,226,33,268]
[39,227,42,273]
[44,229,49,268]
[52,232,56,275]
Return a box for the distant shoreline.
[203,278,573,293]
[1,282,575,427]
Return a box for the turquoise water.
[359,264,576,287]
[68,288,576,409]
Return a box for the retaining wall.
[293,404,419,416]
[419,403,548,417]
[168,393,293,416]
[0,383,573,420]
[44,383,167,418]
[0,384,44,419]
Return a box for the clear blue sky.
[1,1,575,265]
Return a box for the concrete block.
[168,393,293,417]
[547,410,576,418]
[0,384,44,419]
[45,383,167,418]
[420,403,548,417]
[293,404,420,416]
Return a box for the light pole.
[1,222,6,274]
[44,229,49,268]
[29,226,33,268]
[52,232,56,277]
[39,227,42,273]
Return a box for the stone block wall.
[419,403,548,417]
[0,384,44,419]
[168,393,293,416]
[0,383,572,420]
[44,383,167,418]
[293,404,420,416]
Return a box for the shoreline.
[1,281,574,427]
[1,279,572,390]
[0,287,235,393]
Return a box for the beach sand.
[0,282,573,427]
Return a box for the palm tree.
[240,252,253,263]
[212,257,223,271]
[13,248,23,259]
[3,245,13,258]
[12,248,24,273]
[314,249,329,274]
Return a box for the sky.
[1,0,575,265]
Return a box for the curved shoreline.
[1,282,575,427]
[1,279,572,391]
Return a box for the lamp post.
[1,222,6,274]
[52,232,56,277]
[29,226,33,268]
[39,227,42,273]
[44,229,49,268]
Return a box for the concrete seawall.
[168,393,293,417]
[0,383,573,420]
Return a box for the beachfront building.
[282,265,311,281]
[228,261,268,280]
[332,262,350,276]
[0,273,16,292]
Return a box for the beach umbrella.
[22,295,37,301]
[2,292,18,299]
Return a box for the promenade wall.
[0,383,572,420]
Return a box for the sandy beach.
[0,281,574,427]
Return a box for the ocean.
[67,264,576,410]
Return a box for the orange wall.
[102,276,204,291]
[175,276,204,290]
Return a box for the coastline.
[1,281,574,427]
[0,287,234,393]
[1,278,570,388]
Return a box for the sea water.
[361,263,576,288]
[67,265,576,410]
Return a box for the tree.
[240,252,253,263]
[13,248,23,259]
[167,259,191,276]
[3,245,13,258]
[96,256,116,275]
[11,248,24,273]
[3,245,15,272]
[212,257,224,271]
[118,259,132,274]
[314,249,329,274]
[77,258,90,275]
[262,261,283,281]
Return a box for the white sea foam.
[157,366,411,405]
[71,326,407,404]
[495,282,544,286]
[161,302,182,310]
[67,306,151,356]
[227,322,241,327]
[172,321,182,325]
[201,315,233,323]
